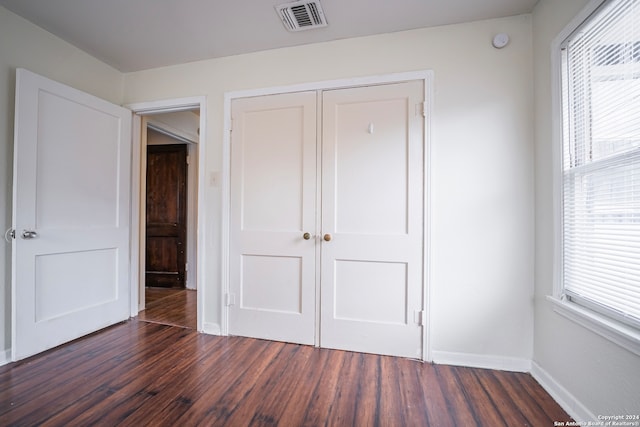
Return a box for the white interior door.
[320,81,425,358]
[11,69,132,361]
[229,91,317,345]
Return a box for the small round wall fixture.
[492,33,510,49]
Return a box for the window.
[559,0,640,329]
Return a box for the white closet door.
[229,91,317,345]
[320,81,425,358]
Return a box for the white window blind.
[561,0,640,327]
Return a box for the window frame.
[550,0,640,356]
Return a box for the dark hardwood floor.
[0,319,571,426]
[138,287,196,329]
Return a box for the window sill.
[546,296,640,357]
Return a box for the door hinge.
[225,292,236,306]
[414,309,426,326]
[416,102,427,118]
[4,228,15,242]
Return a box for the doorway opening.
[140,114,198,328]
[128,97,206,332]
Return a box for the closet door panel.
[320,81,425,358]
[229,91,317,345]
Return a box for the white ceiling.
[0,0,538,72]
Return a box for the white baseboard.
[431,350,531,372]
[530,361,596,423]
[0,348,11,367]
[432,352,595,422]
[201,322,221,335]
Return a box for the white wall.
[532,0,640,419]
[123,14,535,367]
[0,6,124,363]
[147,111,200,144]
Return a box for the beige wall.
[0,6,124,360]
[123,14,536,367]
[532,0,640,419]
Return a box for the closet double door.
[229,81,425,358]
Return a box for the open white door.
[11,69,132,361]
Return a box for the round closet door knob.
[303,232,311,240]
[323,234,332,242]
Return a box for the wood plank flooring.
[138,287,196,329]
[0,319,572,426]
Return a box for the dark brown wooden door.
[146,144,188,288]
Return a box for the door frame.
[222,71,434,361]
[128,96,206,332]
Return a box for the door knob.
[303,232,312,240]
[21,230,38,239]
[323,234,332,242]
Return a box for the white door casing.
[229,91,317,345]
[320,81,425,358]
[11,69,132,361]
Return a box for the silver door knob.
[21,230,38,239]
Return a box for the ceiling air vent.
[276,0,328,32]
